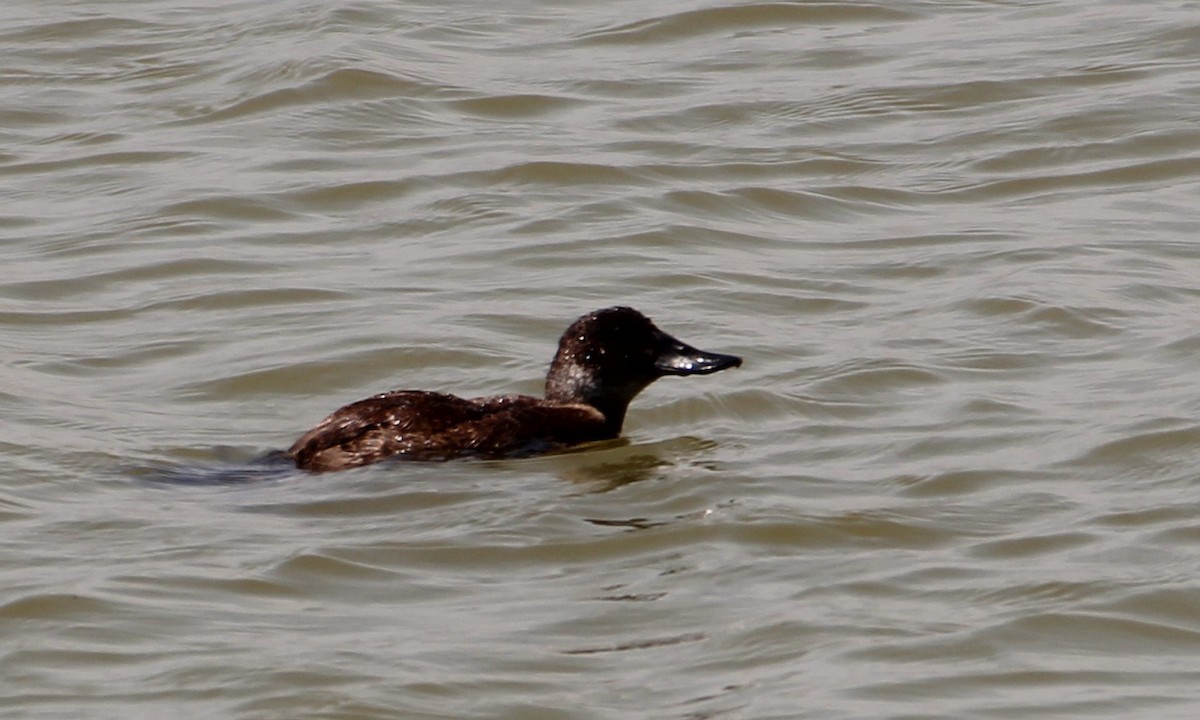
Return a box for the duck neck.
[586,396,629,437]
[545,368,630,437]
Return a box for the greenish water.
[3,1,1200,718]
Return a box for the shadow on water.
[134,450,300,486]
[522,435,724,493]
[134,435,727,490]
[556,452,668,492]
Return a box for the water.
[3,0,1200,717]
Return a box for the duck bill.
[654,334,743,376]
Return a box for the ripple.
[969,531,1097,560]
[809,359,944,396]
[562,631,706,655]
[447,93,586,119]
[894,469,1046,498]
[1067,424,1200,469]
[987,611,1200,654]
[185,68,433,124]
[0,592,120,620]
[578,2,920,45]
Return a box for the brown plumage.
[288,306,741,472]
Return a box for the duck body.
[288,391,608,470]
[288,307,741,472]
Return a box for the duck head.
[544,306,742,434]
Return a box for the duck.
[287,306,741,471]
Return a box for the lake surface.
[3,1,1200,717]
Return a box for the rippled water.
[4,0,1200,717]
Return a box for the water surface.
[3,1,1200,718]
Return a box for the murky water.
[3,1,1200,717]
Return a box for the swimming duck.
[288,306,741,471]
